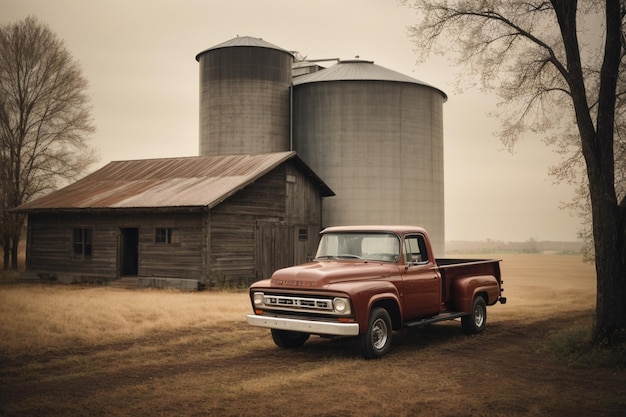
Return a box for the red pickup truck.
[247,225,506,358]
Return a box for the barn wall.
[209,166,286,287]
[25,211,206,283]
[285,163,323,264]
[26,212,117,280]
[209,161,323,287]
[138,211,206,280]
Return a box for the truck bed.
[435,258,503,309]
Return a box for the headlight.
[253,292,265,306]
[333,297,351,314]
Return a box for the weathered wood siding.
[209,161,323,287]
[137,212,206,280]
[209,165,286,287]
[285,163,323,264]
[25,211,206,282]
[26,213,117,280]
[255,221,295,281]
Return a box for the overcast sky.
[3,0,584,242]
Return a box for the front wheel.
[358,308,392,359]
[461,296,487,334]
[271,329,310,349]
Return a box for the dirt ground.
[0,254,625,417]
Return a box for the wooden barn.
[12,152,333,290]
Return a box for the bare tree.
[0,16,97,270]
[404,0,625,345]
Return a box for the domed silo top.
[195,36,294,61]
[292,59,447,101]
[196,35,294,156]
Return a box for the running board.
[403,312,469,328]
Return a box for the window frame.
[72,228,93,259]
[404,234,429,265]
[155,227,180,244]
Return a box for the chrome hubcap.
[372,318,388,349]
[474,305,485,327]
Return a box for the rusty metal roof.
[13,152,334,212]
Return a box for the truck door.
[401,234,441,318]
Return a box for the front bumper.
[246,314,360,336]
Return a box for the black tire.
[271,329,310,349]
[461,296,487,334]
[358,307,393,359]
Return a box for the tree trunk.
[10,234,19,270]
[2,243,9,271]
[590,0,625,345]
[590,177,626,344]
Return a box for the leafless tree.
[404,0,625,345]
[0,16,97,270]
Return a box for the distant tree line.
[446,239,584,254]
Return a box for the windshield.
[315,232,400,262]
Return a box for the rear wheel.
[271,329,310,349]
[358,308,392,359]
[461,296,487,334]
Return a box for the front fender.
[327,280,402,334]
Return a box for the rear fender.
[452,275,500,312]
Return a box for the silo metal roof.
[292,59,447,100]
[12,152,333,212]
[195,36,294,61]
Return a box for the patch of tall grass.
[0,283,250,357]
[545,318,626,369]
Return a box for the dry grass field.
[0,253,624,417]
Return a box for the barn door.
[119,228,139,276]
[256,222,295,280]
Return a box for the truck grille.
[263,294,333,312]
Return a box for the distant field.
[1,253,623,417]
[445,240,584,254]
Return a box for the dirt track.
[1,308,624,417]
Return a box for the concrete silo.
[196,36,293,156]
[292,60,447,253]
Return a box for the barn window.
[155,228,179,244]
[298,228,308,241]
[72,228,93,259]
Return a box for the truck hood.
[269,261,397,289]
